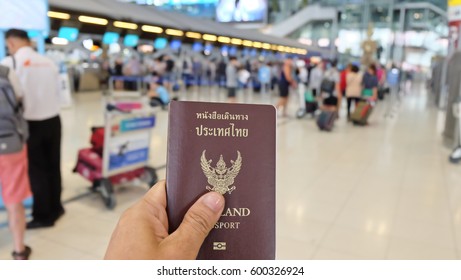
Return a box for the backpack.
[320,78,335,94]
[0,65,28,155]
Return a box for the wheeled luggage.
[351,101,373,125]
[74,148,150,185]
[316,110,336,131]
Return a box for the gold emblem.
[213,242,227,251]
[201,150,242,195]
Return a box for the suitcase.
[316,110,336,131]
[90,127,105,156]
[73,148,146,185]
[74,148,104,182]
[351,101,373,126]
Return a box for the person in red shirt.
[339,63,352,98]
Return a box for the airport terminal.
[0,0,460,260]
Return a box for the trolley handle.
[106,104,131,114]
[106,103,159,115]
[109,75,145,82]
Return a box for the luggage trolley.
[74,76,159,209]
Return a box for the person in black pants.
[3,29,64,229]
[27,117,64,227]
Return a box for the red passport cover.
[166,101,276,260]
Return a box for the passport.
[166,101,276,260]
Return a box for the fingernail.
[202,192,224,212]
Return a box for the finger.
[139,180,170,230]
[165,191,225,258]
[142,180,167,209]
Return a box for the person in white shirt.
[296,60,308,111]
[308,62,324,97]
[2,29,64,229]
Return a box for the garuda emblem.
[200,150,242,195]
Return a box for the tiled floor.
[1,83,460,260]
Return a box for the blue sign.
[193,42,204,52]
[109,148,149,170]
[58,27,79,42]
[124,34,139,47]
[120,116,156,132]
[170,39,182,51]
[154,37,168,49]
[204,44,213,53]
[229,46,237,56]
[27,30,41,39]
[103,32,120,45]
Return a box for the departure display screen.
[58,27,80,42]
[170,39,182,51]
[124,34,139,47]
[154,37,168,49]
[103,32,120,45]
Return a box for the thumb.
[166,191,225,259]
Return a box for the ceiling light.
[113,21,138,30]
[218,36,231,43]
[318,38,330,47]
[262,43,271,49]
[203,34,217,41]
[252,42,262,48]
[166,29,184,36]
[52,37,69,45]
[231,38,242,45]
[186,32,202,39]
[299,38,312,46]
[243,40,253,47]
[78,15,108,25]
[142,25,163,33]
[47,11,70,20]
[82,39,94,50]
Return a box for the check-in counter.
[78,62,101,91]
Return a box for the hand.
[105,180,225,260]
